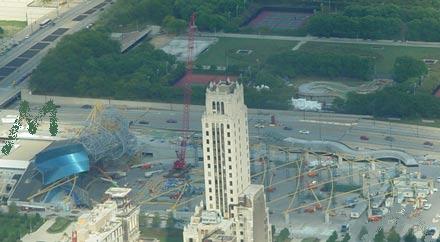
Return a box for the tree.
[393,56,428,82]
[403,228,417,242]
[387,226,401,242]
[151,213,161,228]
[326,231,338,242]
[374,228,385,242]
[276,228,290,242]
[162,15,187,34]
[0,27,4,35]
[271,225,276,240]
[8,202,18,215]
[342,233,351,242]
[166,212,176,229]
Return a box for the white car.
[424,203,432,210]
[437,177,440,183]
[299,130,310,134]
[254,124,265,128]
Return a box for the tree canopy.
[403,228,417,242]
[334,86,440,119]
[305,3,440,41]
[30,30,187,103]
[393,56,428,83]
[100,0,246,32]
[387,226,401,242]
[0,206,44,242]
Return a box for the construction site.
[2,102,438,240]
[1,11,439,242]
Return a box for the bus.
[39,19,53,28]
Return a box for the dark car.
[385,136,395,142]
[283,126,292,131]
[166,119,177,123]
[139,121,149,125]
[424,141,434,146]
[425,228,436,236]
[360,135,369,141]
[341,224,350,233]
[81,104,92,109]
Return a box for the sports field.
[247,11,312,30]
[195,37,298,67]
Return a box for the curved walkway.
[283,137,418,166]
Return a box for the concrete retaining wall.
[21,89,205,112]
[21,89,371,120]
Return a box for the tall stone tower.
[202,80,251,219]
[183,80,272,242]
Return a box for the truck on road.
[350,202,367,219]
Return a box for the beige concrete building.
[76,188,140,242]
[0,0,65,24]
[183,80,272,242]
[104,187,140,242]
[0,0,33,21]
[77,200,124,242]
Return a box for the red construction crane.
[173,13,196,170]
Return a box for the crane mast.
[174,13,196,170]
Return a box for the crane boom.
[174,13,196,170]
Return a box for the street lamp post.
[319,112,322,140]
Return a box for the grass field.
[196,38,440,92]
[301,42,440,85]
[196,37,298,67]
[0,21,26,38]
[47,217,73,234]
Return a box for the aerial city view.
[1,0,440,242]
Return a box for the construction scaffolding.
[76,104,137,162]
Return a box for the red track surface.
[247,10,312,30]
[175,73,238,86]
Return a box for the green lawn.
[140,228,183,242]
[196,37,298,67]
[0,20,27,38]
[300,42,440,77]
[47,217,73,234]
[301,238,320,242]
[298,42,440,92]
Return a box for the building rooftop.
[0,139,52,169]
[207,79,238,94]
[105,187,131,198]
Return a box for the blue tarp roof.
[35,142,90,185]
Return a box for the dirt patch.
[149,34,173,49]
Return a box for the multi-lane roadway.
[1,104,439,162]
[0,0,112,105]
